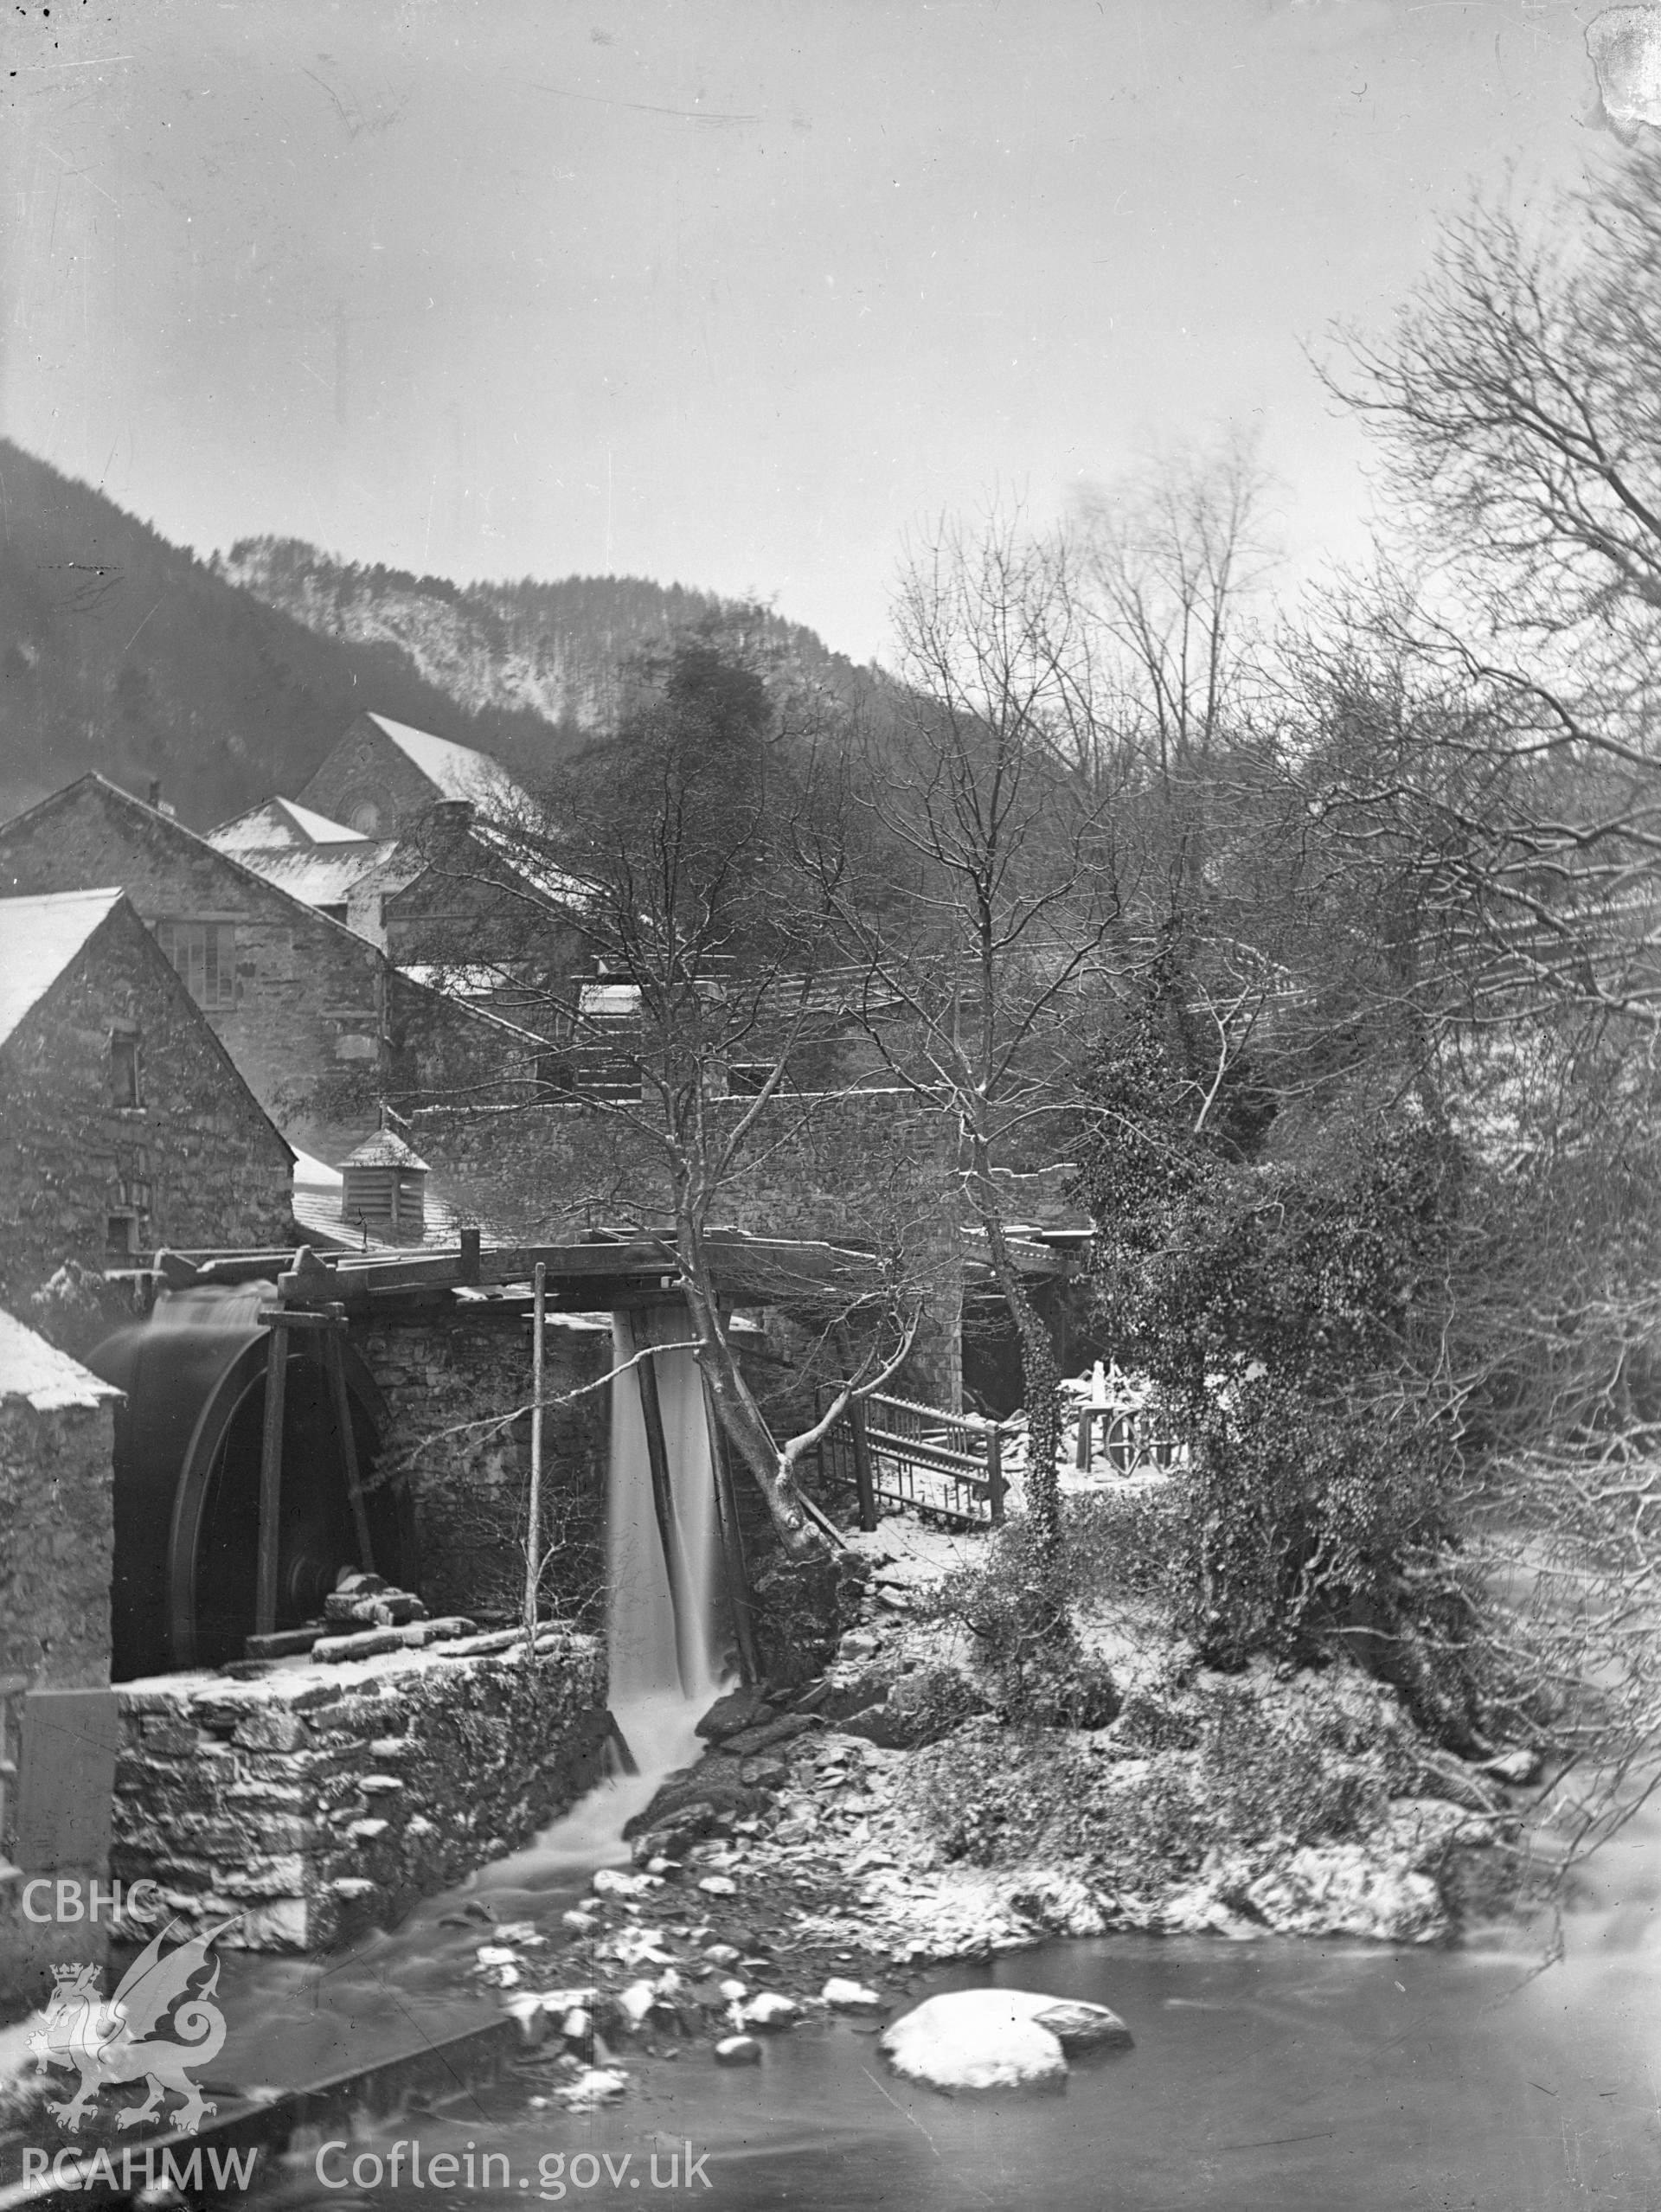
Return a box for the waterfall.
[606,1305,727,1777]
[146,1280,277,1330]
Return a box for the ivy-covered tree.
[1073,965,1489,1748]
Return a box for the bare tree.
[1322,153,1661,1028]
[1074,433,1276,802]
[418,625,937,1561]
[817,513,1127,1590]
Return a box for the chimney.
[429,798,474,850]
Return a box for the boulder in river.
[715,2035,762,2067]
[879,1989,1132,2095]
[696,1688,774,1741]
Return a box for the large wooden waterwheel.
[90,1310,413,1679]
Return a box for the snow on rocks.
[880,1991,1089,2095]
[1007,1871,1112,1938]
[593,1867,659,1899]
[736,1992,799,2030]
[715,2035,762,2066]
[554,2068,630,2108]
[822,1978,883,2010]
[697,1874,738,1895]
[1158,1822,1468,1946]
[597,1925,677,1967]
[880,1988,1132,2093]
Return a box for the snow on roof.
[397,962,523,996]
[473,823,588,908]
[342,1129,431,1171]
[291,1148,343,1189]
[0,888,125,1049]
[579,981,641,1016]
[366,715,529,818]
[211,798,371,851]
[279,797,373,844]
[0,1306,123,1412]
[225,843,394,912]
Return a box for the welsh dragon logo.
[29,1920,234,2136]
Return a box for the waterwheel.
[90,1309,414,1680]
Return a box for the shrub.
[929,1520,1120,1728]
[1194,1676,1392,1848]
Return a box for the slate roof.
[292,1143,497,1255]
[211,797,372,850]
[0,887,125,1048]
[221,843,398,911]
[341,1129,431,1172]
[364,714,529,818]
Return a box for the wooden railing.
[814,1388,1007,1529]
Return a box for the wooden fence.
[814,1388,1007,1529]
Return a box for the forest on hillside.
[0,443,863,832]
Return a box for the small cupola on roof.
[340,1130,430,1242]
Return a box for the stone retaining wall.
[109,1629,608,1952]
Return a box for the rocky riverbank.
[451,1510,1536,2096]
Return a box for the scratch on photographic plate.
[858,2063,942,2159]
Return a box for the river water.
[215,1743,1661,2212]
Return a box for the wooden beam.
[324,1327,376,1574]
[627,1311,695,1696]
[848,1395,879,1534]
[702,1375,759,1686]
[254,1327,289,1638]
[523,1262,546,1638]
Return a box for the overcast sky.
[0,1,1614,665]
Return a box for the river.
[215,1730,1660,2212]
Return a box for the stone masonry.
[354,1305,611,1629]
[110,1629,608,1952]
[0,776,529,1164]
[0,1315,123,2018]
[0,893,294,1306]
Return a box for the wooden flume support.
[702,1374,760,1686]
[324,1326,376,1576]
[524,1261,546,1643]
[627,1310,697,1696]
[253,1304,365,1639]
[254,1323,289,1638]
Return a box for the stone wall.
[0,779,529,1164]
[0,900,294,1305]
[0,1395,117,1694]
[296,712,461,837]
[354,1306,610,1629]
[109,1630,608,1951]
[0,1335,121,2020]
